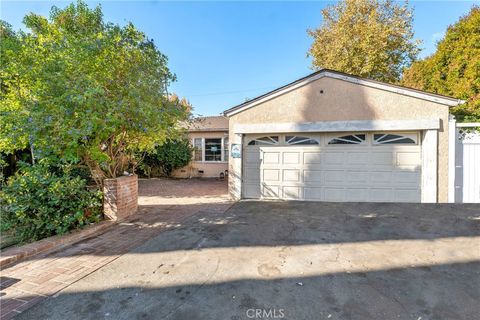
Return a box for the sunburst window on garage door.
[247,136,279,145]
[285,136,319,145]
[373,133,417,145]
[328,134,366,145]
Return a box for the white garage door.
[243,132,421,202]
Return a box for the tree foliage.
[308,0,420,82]
[0,1,190,184]
[140,138,193,177]
[402,6,480,122]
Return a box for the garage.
[243,132,421,202]
[224,69,464,203]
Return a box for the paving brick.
[0,178,230,316]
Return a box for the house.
[223,69,468,203]
[172,116,229,179]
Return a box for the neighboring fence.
[455,123,480,203]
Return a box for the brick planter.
[103,175,138,221]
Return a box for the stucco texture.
[228,77,450,202]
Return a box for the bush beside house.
[0,162,102,243]
[139,138,193,177]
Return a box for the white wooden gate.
[455,123,480,203]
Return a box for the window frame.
[372,132,418,145]
[285,135,320,145]
[192,137,229,163]
[247,136,280,146]
[327,133,367,145]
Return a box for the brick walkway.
[0,178,231,319]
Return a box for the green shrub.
[0,163,102,243]
[139,138,193,177]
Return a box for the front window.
[193,138,203,161]
[205,138,222,161]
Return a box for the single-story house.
[223,69,468,203]
[172,116,229,178]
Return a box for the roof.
[223,69,465,117]
[183,116,229,132]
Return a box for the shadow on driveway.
[15,200,480,320]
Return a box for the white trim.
[456,122,480,128]
[233,119,440,134]
[448,115,456,203]
[421,130,438,203]
[224,71,463,116]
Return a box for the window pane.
[285,136,319,145]
[374,134,416,144]
[193,138,202,161]
[247,136,279,145]
[328,134,366,145]
[205,138,222,161]
[223,137,229,161]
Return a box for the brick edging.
[0,220,115,269]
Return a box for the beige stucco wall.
[228,76,451,202]
[172,131,229,179]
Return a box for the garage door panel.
[324,170,345,184]
[324,188,345,201]
[304,187,323,200]
[396,152,421,167]
[394,189,420,202]
[304,152,322,164]
[370,153,393,166]
[263,152,280,164]
[283,169,300,182]
[347,171,369,184]
[369,188,394,202]
[283,186,301,199]
[392,171,420,184]
[263,169,280,182]
[346,152,369,165]
[345,188,368,201]
[324,152,345,165]
[262,184,280,198]
[304,170,322,183]
[370,171,392,183]
[283,152,300,164]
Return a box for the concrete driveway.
[18,201,480,320]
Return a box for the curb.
[0,220,115,269]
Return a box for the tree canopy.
[0,1,190,183]
[402,6,480,122]
[308,0,420,83]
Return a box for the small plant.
[0,162,102,243]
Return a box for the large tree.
[402,6,480,122]
[308,0,420,82]
[0,1,189,184]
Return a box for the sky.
[1,1,478,116]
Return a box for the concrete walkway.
[0,178,231,319]
[12,200,480,320]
